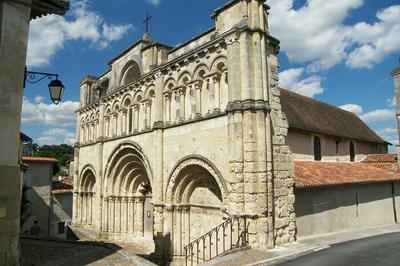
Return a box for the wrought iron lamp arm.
[23,67,59,88]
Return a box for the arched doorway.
[166,157,228,259]
[103,143,153,241]
[78,167,96,226]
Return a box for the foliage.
[22,143,39,157]
[22,143,74,176]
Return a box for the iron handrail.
[183,216,248,266]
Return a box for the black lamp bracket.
[23,67,59,88]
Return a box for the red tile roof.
[361,154,397,163]
[294,161,400,188]
[22,157,58,163]
[52,177,73,194]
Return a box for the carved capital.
[225,34,239,46]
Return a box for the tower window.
[314,136,321,161]
[350,141,355,162]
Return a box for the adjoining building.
[21,157,73,239]
[21,157,59,236]
[51,176,73,238]
[72,0,400,264]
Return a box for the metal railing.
[184,217,248,265]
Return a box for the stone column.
[154,71,164,126]
[133,104,139,132]
[213,74,221,113]
[182,206,190,247]
[175,206,183,256]
[179,88,186,122]
[120,110,127,135]
[225,33,241,102]
[146,101,152,129]
[104,117,109,138]
[110,197,115,233]
[195,82,202,118]
[185,85,192,119]
[128,197,134,235]
[134,197,144,237]
[164,93,171,124]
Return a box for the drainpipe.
[392,182,398,223]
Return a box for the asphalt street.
[275,232,400,266]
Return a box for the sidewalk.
[204,223,400,266]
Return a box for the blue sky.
[21,0,400,150]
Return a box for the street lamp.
[23,67,65,105]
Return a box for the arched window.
[350,142,355,162]
[314,136,322,161]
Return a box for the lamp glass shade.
[48,79,64,105]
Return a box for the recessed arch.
[210,56,228,71]
[165,155,228,204]
[177,71,191,85]
[120,61,141,87]
[193,64,209,79]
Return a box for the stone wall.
[73,0,297,260]
[295,182,400,237]
[288,130,387,162]
[0,1,31,264]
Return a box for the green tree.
[22,142,39,157]
[36,144,74,166]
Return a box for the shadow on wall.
[22,188,71,237]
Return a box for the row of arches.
[79,57,229,144]
[74,143,227,255]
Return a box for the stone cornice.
[226,100,271,113]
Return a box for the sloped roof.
[30,0,69,20]
[22,157,58,163]
[279,88,388,144]
[52,177,73,194]
[361,154,399,172]
[294,161,400,188]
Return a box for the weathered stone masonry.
[73,0,296,260]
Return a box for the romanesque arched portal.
[77,166,97,227]
[103,142,153,241]
[166,156,228,258]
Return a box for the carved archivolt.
[165,156,228,204]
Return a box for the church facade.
[73,0,295,260]
[72,0,399,263]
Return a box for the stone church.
[72,0,400,264]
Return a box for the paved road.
[275,232,400,266]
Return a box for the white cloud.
[339,104,364,115]
[268,1,400,71]
[387,96,396,107]
[376,127,398,145]
[27,1,133,67]
[346,5,400,68]
[147,0,161,6]
[36,128,76,146]
[279,68,325,97]
[22,96,79,127]
[359,109,395,123]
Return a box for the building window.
[350,141,355,162]
[314,136,321,161]
[58,222,65,234]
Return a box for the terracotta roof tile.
[279,88,388,144]
[22,157,58,163]
[294,161,400,188]
[52,177,73,194]
[361,154,397,163]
